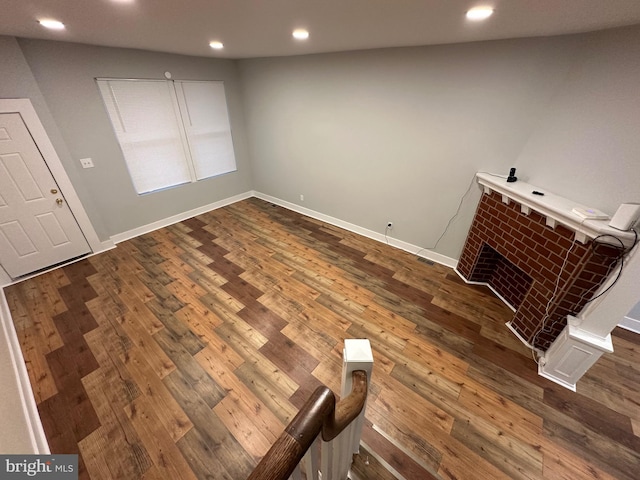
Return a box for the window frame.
[96,77,237,195]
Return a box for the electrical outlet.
[387,221,393,229]
[80,158,94,169]
[300,194,304,202]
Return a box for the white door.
[0,113,90,278]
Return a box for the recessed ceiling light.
[292,29,309,40]
[38,19,65,30]
[209,41,224,50]
[466,6,494,20]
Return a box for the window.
[97,79,236,194]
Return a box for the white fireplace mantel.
[475,173,639,391]
[476,173,636,247]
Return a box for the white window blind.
[97,78,236,194]
[175,81,237,180]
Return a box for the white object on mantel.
[476,173,636,247]
[609,203,640,231]
[540,242,640,391]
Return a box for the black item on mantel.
[506,167,518,183]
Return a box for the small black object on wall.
[507,168,518,183]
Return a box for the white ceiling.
[2,0,640,59]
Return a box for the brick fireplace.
[456,174,630,351]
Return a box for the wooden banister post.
[248,340,373,480]
[321,339,373,479]
[341,339,373,454]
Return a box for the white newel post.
[341,339,374,454]
[320,339,374,480]
[540,246,640,390]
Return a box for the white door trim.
[0,99,111,266]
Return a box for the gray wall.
[18,39,253,238]
[238,28,640,259]
[627,301,640,325]
[514,26,640,213]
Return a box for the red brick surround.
[457,191,620,350]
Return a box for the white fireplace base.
[539,320,613,391]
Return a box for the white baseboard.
[538,362,577,392]
[619,316,640,334]
[110,190,458,269]
[453,267,517,312]
[97,239,116,252]
[253,192,458,269]
[110,191,254,244]
[505,321,544,354]
[0,242,117,289]
[0,265,10,287]
[0,290,50,454]
[452,268,542,354]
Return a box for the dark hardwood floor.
[5,197,639,479]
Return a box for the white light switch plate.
[80,158,94,169]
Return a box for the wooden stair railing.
[247,370,368,480]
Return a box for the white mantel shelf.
[476,173,636,247]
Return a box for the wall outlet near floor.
[300,194,304,201]
[80,158,94,169]
[387,221,393,229]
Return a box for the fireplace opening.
[469,243,533,310]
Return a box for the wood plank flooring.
[5,197,640,479]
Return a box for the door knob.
[56,198,63,206]
[51,189,58,194]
